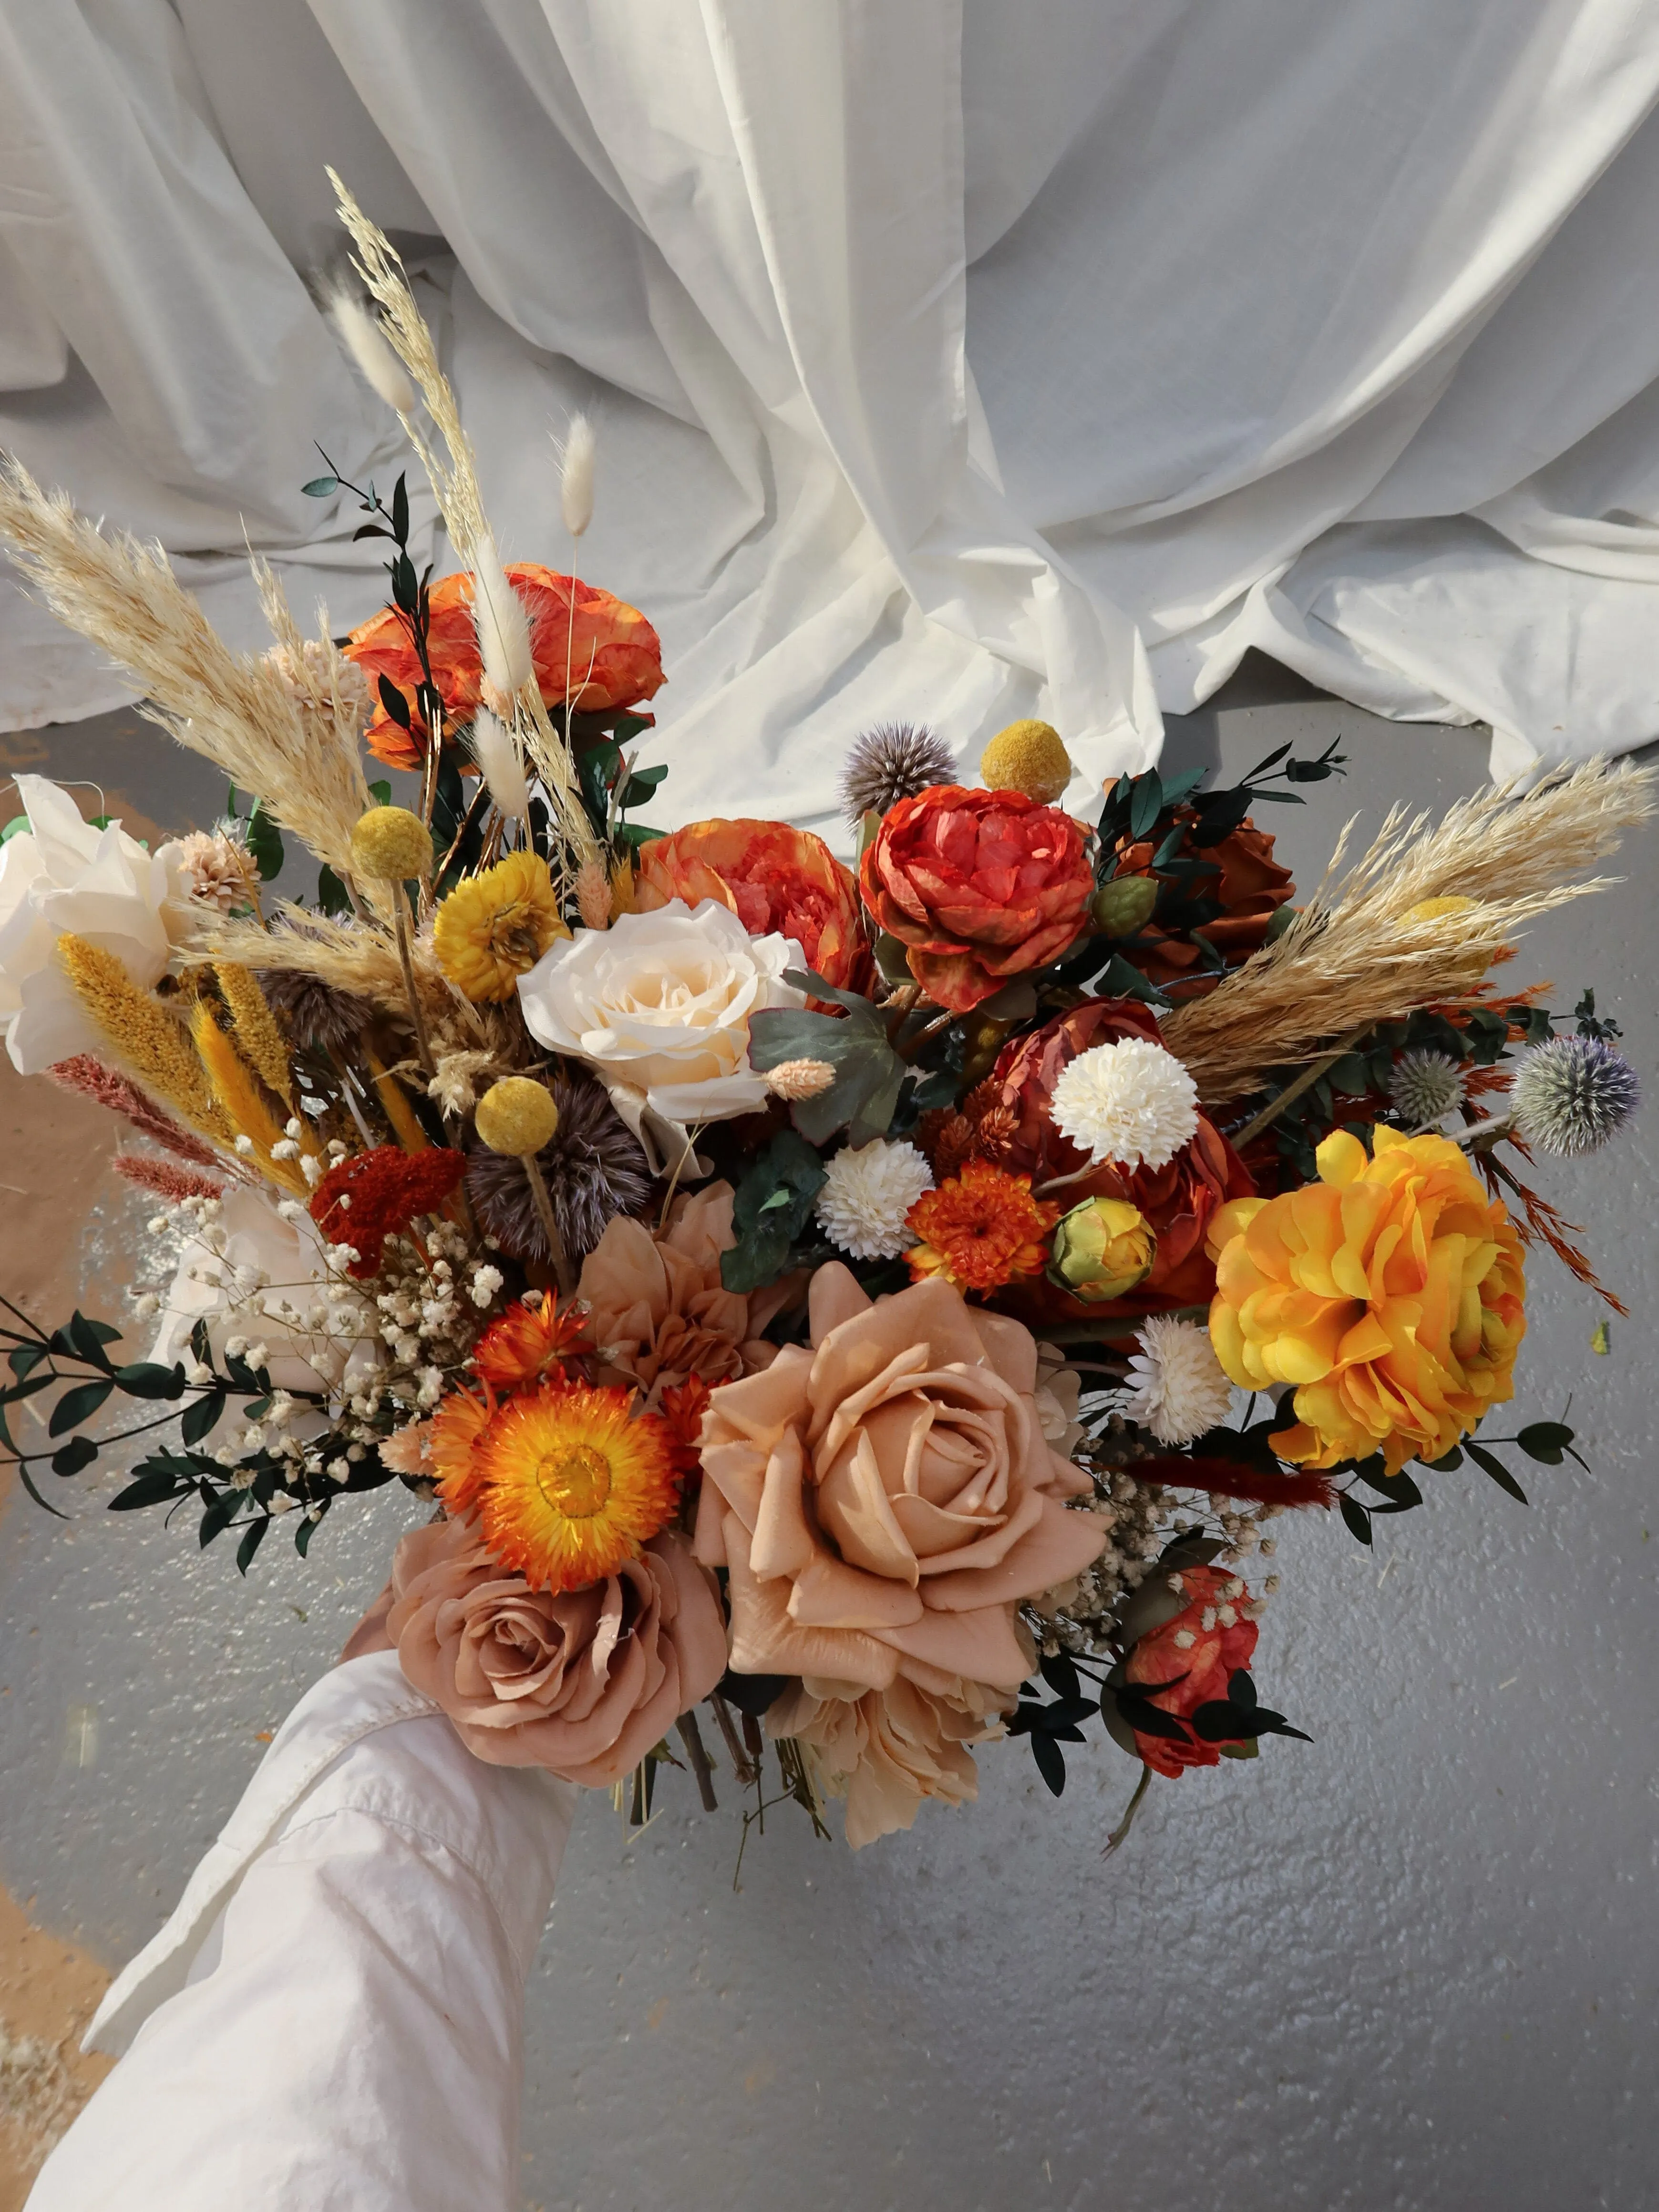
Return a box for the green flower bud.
[1089,875,1159,939]
[1047,1194,1155,1302]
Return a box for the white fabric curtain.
[4,1,1659,841]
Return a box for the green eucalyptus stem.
[1228,1025,1371,1152]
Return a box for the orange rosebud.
[858,786,1094,1015]
[635,817,874,998]
[344,562,664,771]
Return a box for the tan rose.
[381,1514,727,1787]
[578,1181,799,1401]
[769,1674,1010,1850]
[694,1265,1106,1696]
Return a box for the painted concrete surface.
[0,673,1654,2212]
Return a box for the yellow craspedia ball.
[979,719,1072,804]
[350,805,433,882]
[474,1077,559,1157]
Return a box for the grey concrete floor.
[0,667,1655,2212]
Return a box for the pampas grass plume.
[323,282,418,415]
[472,537,534,700]
[559,413,596,538]
[471,707,530,823]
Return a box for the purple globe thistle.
[1510,1035,1640,1157]
[839,722,958,825]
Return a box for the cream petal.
[817,1428,920,1583]
[723,1512,898,1689]
[875,1602,1032,1689]
[808,1260,874,1344]
[922,1495,1108,1611]
[903,1480,1037,1574]
[889,1489,1007,1563]
[785,1546,924,1630]
[750,1425,818,1580]
[965,1307,1039,1395]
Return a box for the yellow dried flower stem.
[57,935,231,1143]
[366,1052,431,1154]
[191,1005,308,1195]
[474,1078,573,1295]
[214,963,293,1105]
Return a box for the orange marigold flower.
[469,1380,681,1593]
[635,817,874,998]
[428,1387,495,1515]
[906,1160,1060,1295]
[470,1292,590,1393]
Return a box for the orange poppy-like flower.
[635,818,874,997]
[906,1160,1060,1295]
[1124,1564,1259,1779]
[344,563,665,772]
[859,785,1095,1014]
[469,1291,590,1393]
[1207,1126,1527,1475]
[461,1379,681,1593]
[1111,810,1294,1002]
[986,1000,1254,1314]
[424,1386,495,1513]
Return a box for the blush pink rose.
[380,1514,727,1787]
[693,1265,1107,1698]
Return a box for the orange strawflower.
[906,1160,1061,1295]
[470,1291,590,1393]
[428,1387,495,1515]
[468,1380,681,1593]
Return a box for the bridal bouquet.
[0,184,1647,1852]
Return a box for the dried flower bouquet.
[0,183,1649,1853]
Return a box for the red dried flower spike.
[309,1145,466,1278]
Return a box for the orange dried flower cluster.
[905,1160,1060,1295]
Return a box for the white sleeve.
[25,1652,576,2212]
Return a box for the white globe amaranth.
[1121,1315,1234,1447]
[815,1139,934,1260]
[1049,1036,1200,1170]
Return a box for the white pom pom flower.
[1121,1315,1234,1446]
[815,1139,934,1261]
[1050,1037,1199,1170]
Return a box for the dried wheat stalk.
[1163,758,1656,1102]
[208,905,473,1042]
[0,458,374,887]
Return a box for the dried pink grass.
[49,1056,222,1168]
[112,1154,225,1202]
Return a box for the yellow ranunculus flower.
[433,849,568,1003]
[1047,1195,1155,1302]
[1206,1125,1526,1475]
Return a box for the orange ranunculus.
[1207,1126,1527,1476]
[634,819,874,996]
[859,786,1095,1015]
[1111,810,1294,1001]
[1123,1564,1259,1778]
[986,1000,1255,1313]
[344,563,665,772]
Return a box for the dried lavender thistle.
[840,721,958,824]
[466,1071,653,1264]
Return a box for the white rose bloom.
[516,898,806,1132]
[0,775,194,1073]
[150,1187,381,1434]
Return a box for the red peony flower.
[309,1146,466,1278]
[858,786,1095,1015]
[1124,1563,1259,1778]
[634,818,874,997]
[345,563,664,772]
[986,999,1254,1313]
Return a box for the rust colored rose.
[858,785,1095,1014]
[345,562,664,771]
[987,1000,1255,1313]
[379,1513,727,1787]
[694,1265,1106,1700]
[635,818,874,997]
[1124,1563,1259,1779]
[1111,809,1294,1001]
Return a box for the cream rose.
[515,897,804,1134]
[379,1515,728,1786]
[0,775,194,1073]
[693,1265,1107,1698]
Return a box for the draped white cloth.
[4,0,1659,842]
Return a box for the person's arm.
[27,1651,575,2212]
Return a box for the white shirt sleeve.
[26,1651,576,2212]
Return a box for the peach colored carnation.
[770,1673,1010,1849]
[578,1181,798,1402]
[381,1514,726,1787]
[694,1265,1106,1698]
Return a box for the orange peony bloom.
[344,563,665,772]
[1207,1126,1527,1475]
[906,1160,1059,1295]
[1124,1564,1259,1779]
[634,818,874,997]
[859,786,1095,1014]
